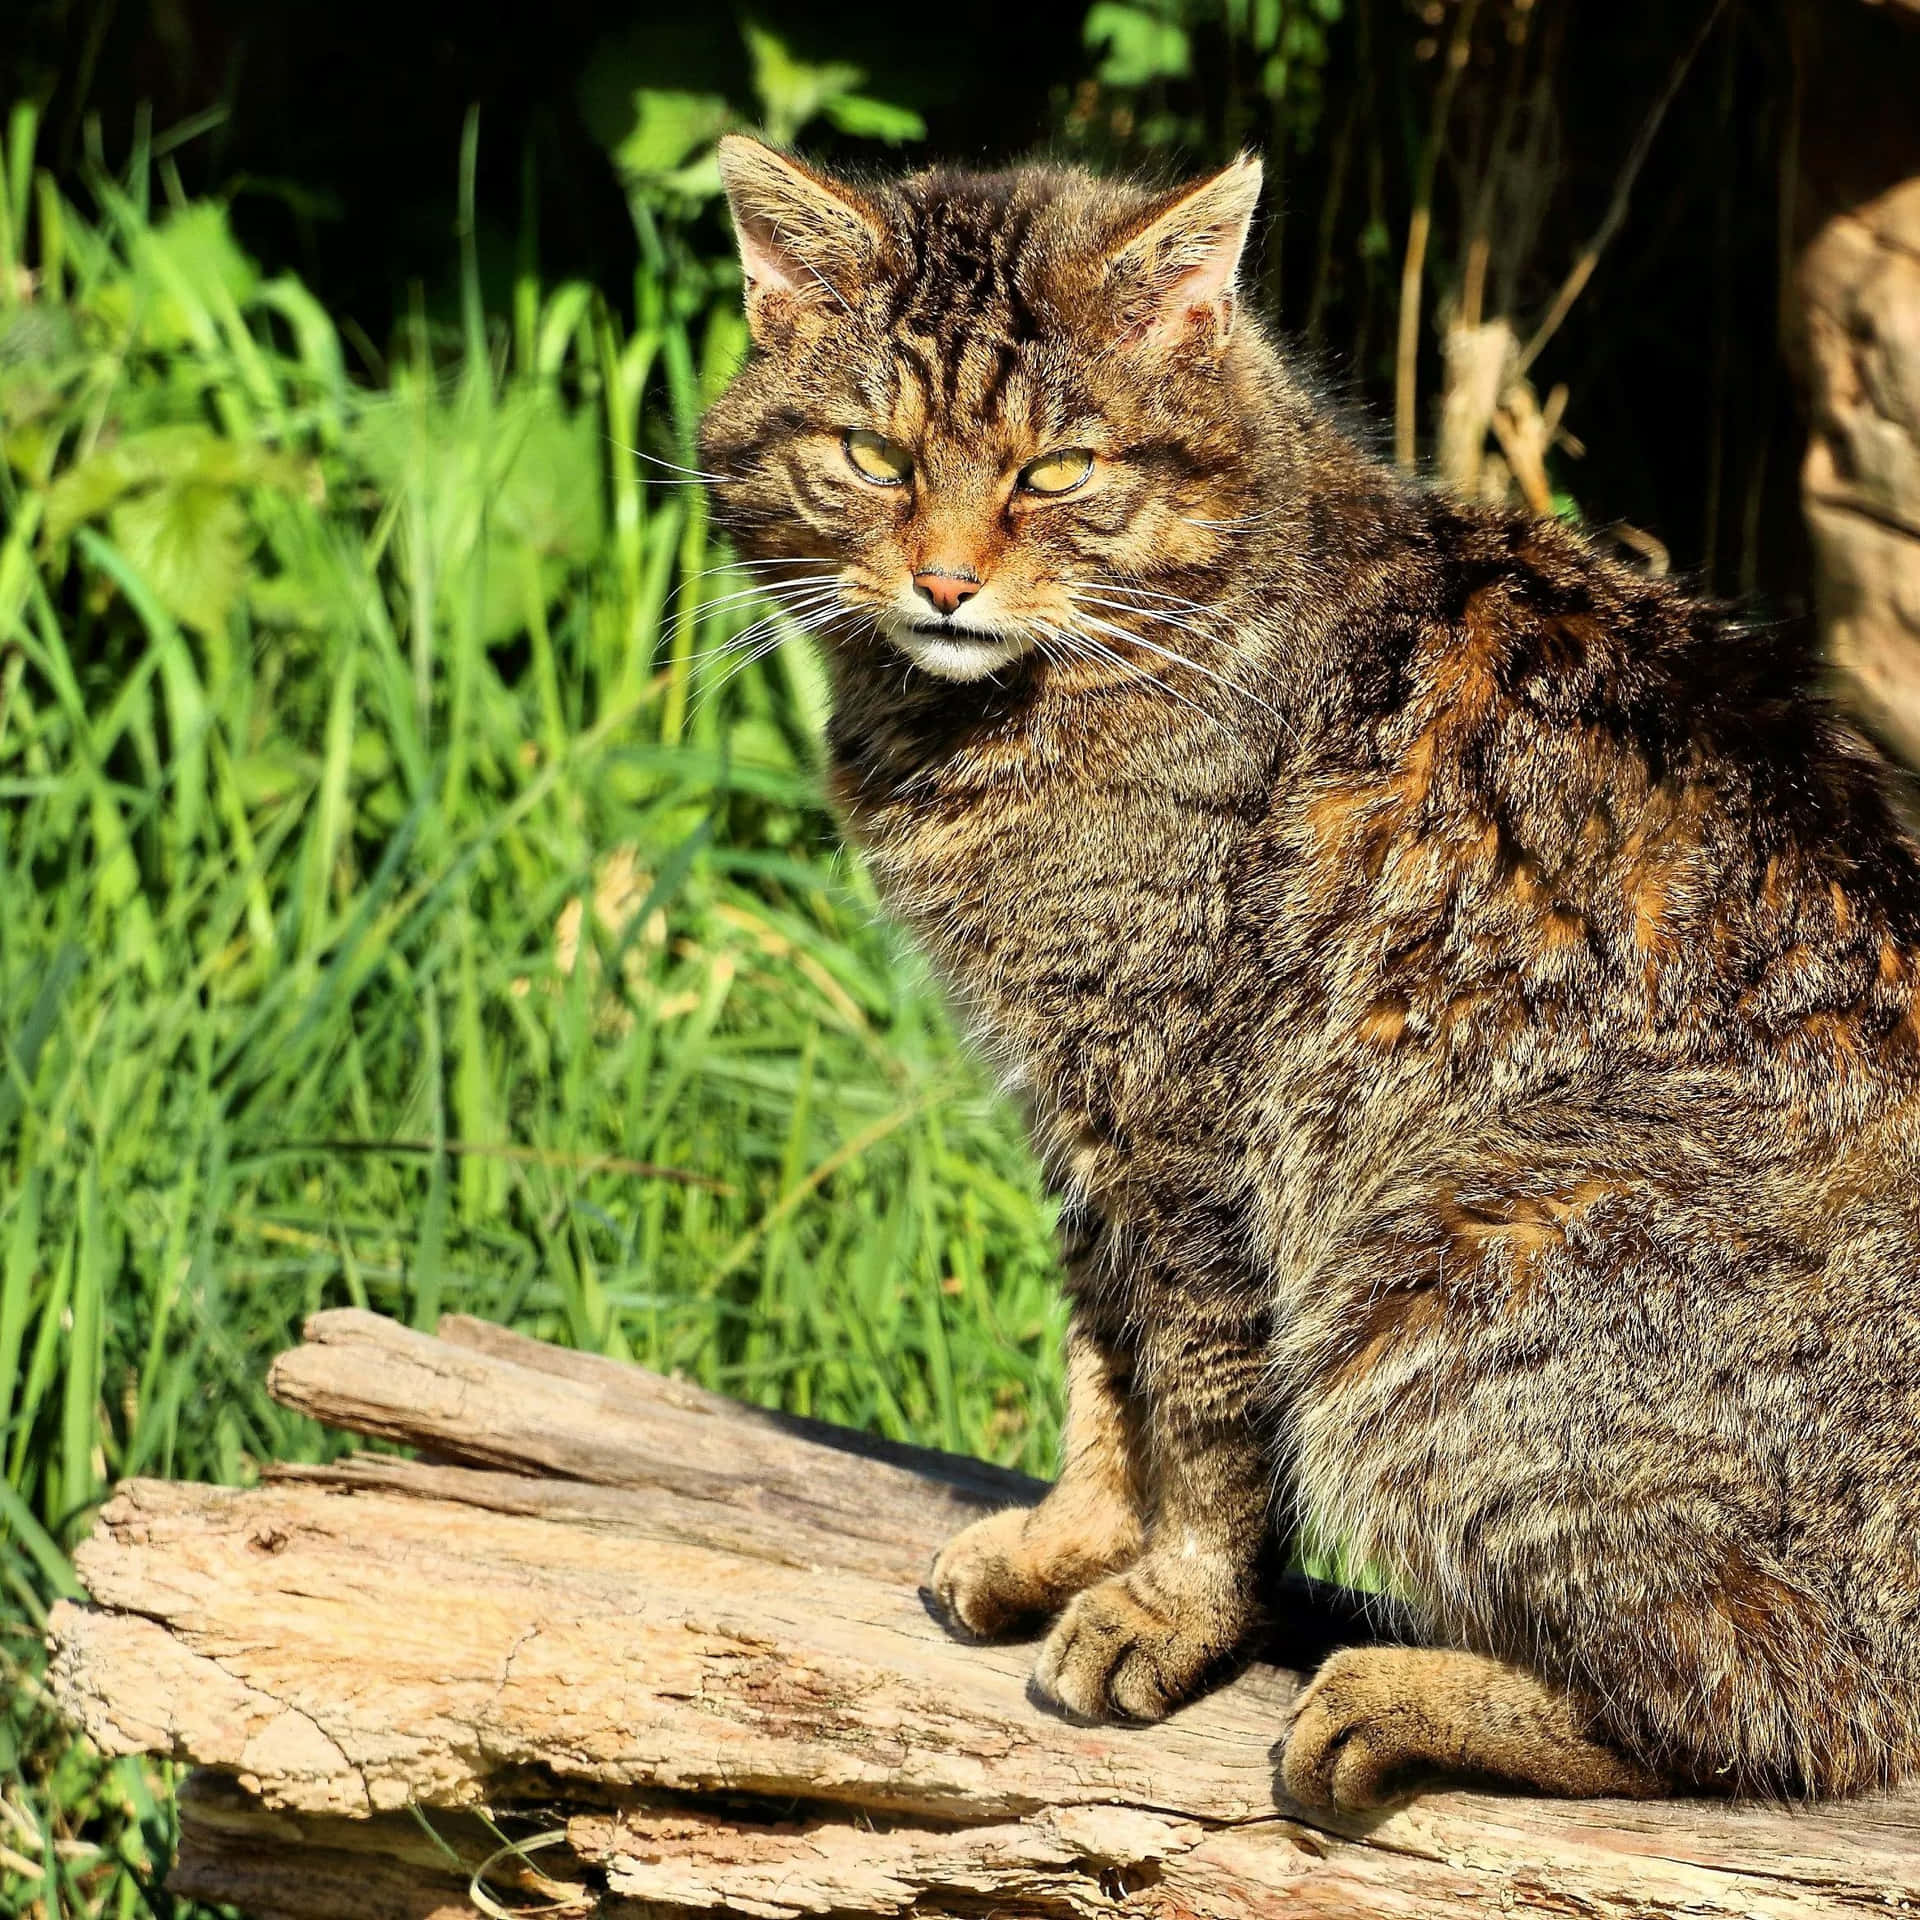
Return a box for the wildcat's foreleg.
[928,1313,1146,1636]
[1032,1300,1272,1722]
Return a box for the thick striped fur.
[700,137,1920,1808]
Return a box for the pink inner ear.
[737,218,802,297]
[1168,229,1244,314]
[1130,242,1243,349]
[1113,158,1262,348]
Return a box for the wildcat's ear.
[716,136,883,340]
[1107,153,1263,353]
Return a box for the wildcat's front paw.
[928,1508,1052,1638]
[929,1485,1145,1640]
[1282,1647,1416,1811]
[1031,1566,1244,1722]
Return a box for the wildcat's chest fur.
[828,692,1266,1215]
[829,515,1920,1304]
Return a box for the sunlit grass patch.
[0,98,1060,1916]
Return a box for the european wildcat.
[699,134,1920,1809]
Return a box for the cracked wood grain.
[46,1309,1920,1917]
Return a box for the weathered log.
[45,1308,1920,1917]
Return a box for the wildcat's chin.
[882,618,1036,684]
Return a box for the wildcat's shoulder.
[1413,502,1918,891]
[1278,492,1920,1131]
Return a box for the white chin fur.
[888,625,1031,683]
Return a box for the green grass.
[0,102,1064,1916]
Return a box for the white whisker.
[1064,576,1213,611]
[1041,623,1255,755]
[673,584,851,668]
[692,602,859,715]
[607,444,741,485]
[677,578,845,625]
[1064,599,1282,725]
[1068,590,1224,647]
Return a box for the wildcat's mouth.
[884,619,1034,683]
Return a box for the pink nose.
[912,571,981,618]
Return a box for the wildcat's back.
[700,136,1920,1805]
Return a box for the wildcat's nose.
[912,571,981,618]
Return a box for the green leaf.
[823,95,927,144]
[658,152,725,202]
[475,396,607,644]
[108,480,248,642]
[0,302,79,372]
[744,24,867,145]
[232,744,317,810]
[129,200,260,350]
[614,91,731,182]
[492,400,606,564]
[42,424,305,545]
[1083,3,1192,87]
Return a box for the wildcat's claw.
[1031,1571,1218,1722]
[928,1508,1051,1639]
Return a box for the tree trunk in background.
[1789,0,1920,761]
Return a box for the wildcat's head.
[698,139,1283,690]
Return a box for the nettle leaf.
[823,95,926,144]
[744,24,866,145]
[0,302,79,371]
[108,480,248,642]
[1083,3,1192,87]
[615,91,732,183]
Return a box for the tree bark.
[46,1309,1920,1917]
[1788,0,1920,762]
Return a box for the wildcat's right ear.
[716,136,883,340]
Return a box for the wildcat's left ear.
[1108,153,1263,352]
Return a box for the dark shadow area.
[2,0,1081,345]
[13,0,1913,609]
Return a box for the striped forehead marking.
[867,190,1069,439]
[882,332,1033,437]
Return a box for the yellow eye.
[844,429,913,486]
[1019,449,1095,496]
